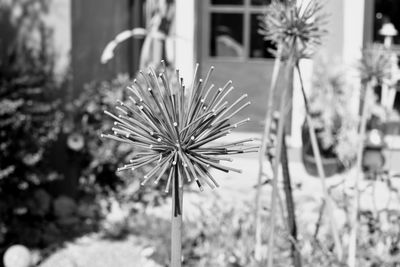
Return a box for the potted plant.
[302,58,358,176]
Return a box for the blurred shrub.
[64,75,131,195]
[64,74,168,216]
[128,199,292,267]
[181,202,268,267]
[0,0,64,249]
[357,209,400,266]
[307,58,358,167]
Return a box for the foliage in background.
[0,0,64,248]
[128,197,369,267]
[128,199,292,267]
[308,58,358,167]
[64,75,166,209]
[52,0,178,252]
[358,209,400,266]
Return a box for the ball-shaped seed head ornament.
[101,62,258,193]
[259,0,327,61]
[359,45,392,85]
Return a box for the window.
[207,0,276,60]
[211,0,244,5]
[371,0,400,114]
[373,0,400,46]
[210,13,244,58]
[199,0,291,133]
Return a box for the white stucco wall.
[343,0,365,115]
[343,0,365,65]
[175,0,195,86]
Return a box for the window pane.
[249,13,276,58]
[374,0,400,45]
[210,13,244,58]
[211,0,243,5]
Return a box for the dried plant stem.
[296,64,343,260]
[267,61,292,267]
[347,82,372,267]
[314,199,326,239]
[255,46,282,261]
[281,131,302,267]
[171,169,183,267]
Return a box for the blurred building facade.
[50,0,400,146]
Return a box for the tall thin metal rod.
[348,82,372,267]
[296,64,343,260]
[171,168,183,267]
[254,45,282,261]
[267,60,292,267]
[281,129,302,267]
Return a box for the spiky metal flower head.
[359,45,392,85]
[259,0,327,62]
[101,62,258,193]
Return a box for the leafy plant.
[101,0,175,70]
[130,199,289,267]
[0,0,63,249]
[64,74,166,210]
[307,58,358,168]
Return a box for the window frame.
[202,0,275,63]
[364,0,400,51]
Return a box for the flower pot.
[301,120,345,177]
[383,121,400,135]
[301,150,344,177]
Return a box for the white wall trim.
[175,0,195,86]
